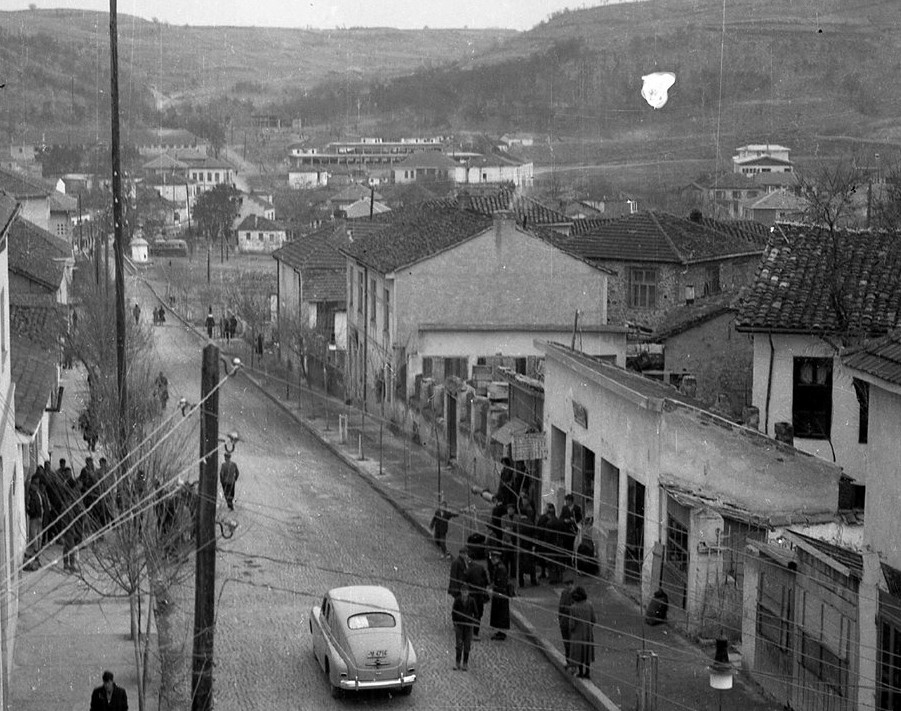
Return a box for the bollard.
[358,434,365,461]
[338,414,348,444]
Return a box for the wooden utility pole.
[109,0,128,449]
[192,344,219,711]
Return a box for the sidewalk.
[12,362,155,711]
[234,353,783,711]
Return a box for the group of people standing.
[24,456,110,573]
[205,307,238,343]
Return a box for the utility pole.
[109,0,127,448]
[192,344,219,711]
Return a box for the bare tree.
[796,157,864,232]
[223,268,275,367]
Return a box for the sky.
[10,1,612,31]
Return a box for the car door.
[311,596,329,668]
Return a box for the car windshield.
[347,612,396,630]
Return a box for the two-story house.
[272,223,350,393]
[184,157,236,194]
[732,144,793,175]
[555,211,765,332]
[735,224,901,491]
[235,214,289,254]
[8,218,74,306]
[339,203,626,417]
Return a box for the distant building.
[732,144,793,175]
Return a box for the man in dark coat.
[219,452,239,510]
[488,550,511,641]
[90,670,128,711]
[447,548,469,599]
[569,586,597,679]
[536,503,559,581]
[463,555,490,641]
[429,498,458,558]
[205,306,216,338]
[558,578,575,671]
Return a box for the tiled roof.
[745,190,806,211]
[652,291,741,340]
[340,203,493,273]
[143,154,188,170]
[272,223,349,303]
[789,531,863,580]
[843,330,901,387]
[693,172,760,190]
[343,198,390,219]
[735,155,794,167]
[0,167,51,198]
[457,188,570,227]
[182,156,234,170]
[0,194,19,234]
[552,211,763,265]
[736,225,901,335]
[11,335,57,435]
[393,152,458,170]
[754,172,799,187]
[10,302,67,347]
[698,216,771,247]
[9,218,71,289]
[48,190,77,213]
[330,184,383,204]
[236,214,284,232]
[570,217,616,235]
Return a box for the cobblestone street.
[143,278,594,709]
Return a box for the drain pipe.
[764,333,775,435]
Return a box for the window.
[370,278,377,324]
[207,172,212,182]
[258,232,263,241]
[444,357,468,380]
[383,288,390,334]
[879,617,901,710]
[704,265,721,296]
[173,211,180,222]
[214,172,220,182]
[629,268,658,308]
[854,378,869,444]
[357,271,364,314]
[348,270,354,311]
[732,190,742,199]
[792,357,833,439]
[347,612,396,630]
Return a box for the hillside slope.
[0,8,514,138]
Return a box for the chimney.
[493,209,514,241]
[458,191,472,212]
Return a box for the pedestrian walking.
[23,472,45,571]
[90,670,129,711]
[560,493,583,572]
[464,555,490,641]
[569,585,596,679]
[220,315,227,341]
[154,371,169,410]
[452,585,479,671]
[205,306,216,339]
[60,479,84,573]
[219,451,239,510]
[488,550,511,641]
[132,302,140,325]
[228,313,238,341]
[536,503,558,581]
[429,497,458,558]
[558,578,575,671]
[448,548,470,599]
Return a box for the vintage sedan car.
[310,585,417,697]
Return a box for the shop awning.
[491,418,547,461]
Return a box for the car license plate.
[368,649,388,659]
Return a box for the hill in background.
[0,8,514,141]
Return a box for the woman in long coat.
[488,551,510,640]
[569,586,596,679]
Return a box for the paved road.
[139,280,593,709]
